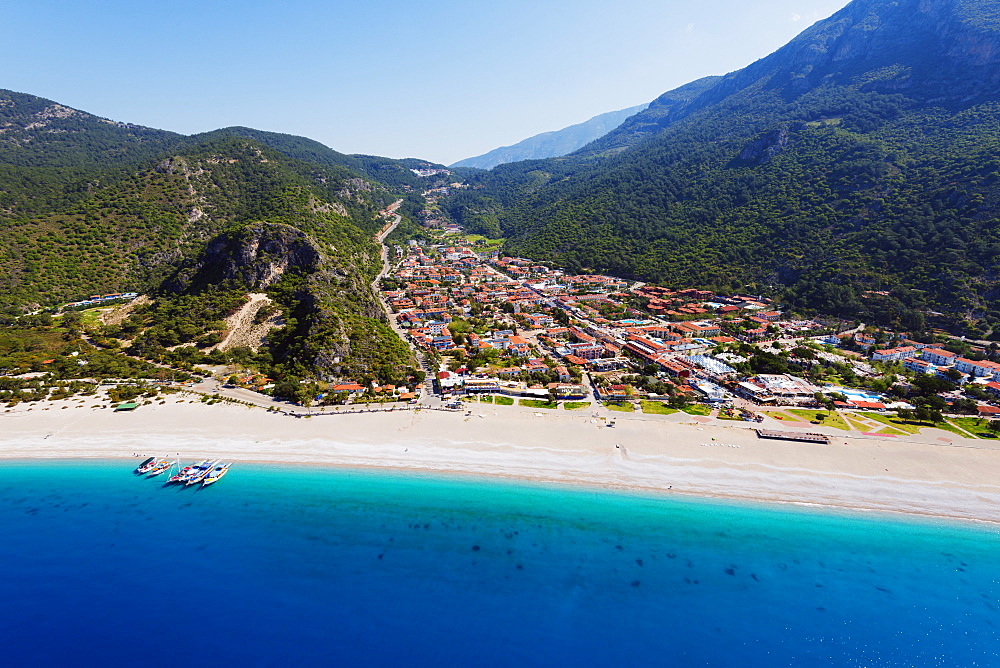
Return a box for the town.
[6,193,1000,442]
[374,217,1000,438]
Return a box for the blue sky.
[4,0,848,164]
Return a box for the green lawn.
[859,411,970,437]
[787,409,851,431]
[519,399,558,409]
[640,401,678,415]
[563,401,590,410]
[681,404,712,416]
[947,416,999,439]
[462,234,505,246]
[604,402,634,413]
[495,396,514,405]
[860,411,922,434]
[844,416,873,432]
[478,395,495,404]
[761,411,804,422]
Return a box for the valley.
[3,0,1000,441]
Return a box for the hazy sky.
[4,0,849,164]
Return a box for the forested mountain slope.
[447,0,1000,335]
[0,90,181,217]
[0,92,418,383]
[191,127,445,190]
[0,89,441,221]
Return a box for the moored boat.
[134,457,156,474]
[185,460,219,486]
[139,457,170,475]
[146,459,177,476]
[168,462,199,484]
[168,460,212,484]
[202,462,231,486]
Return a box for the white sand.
[3,394,1000,523]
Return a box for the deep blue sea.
[1,460,998,667]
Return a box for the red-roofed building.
[852,400,886,410]
[919,348,958,366]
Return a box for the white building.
[919,348,958,366]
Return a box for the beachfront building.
[691,380,729,403]
[738,374,818,405]
[547,383,587,399]
[735,380,775,403]
[463,378,501,393]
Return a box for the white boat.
[169,460,212,484]
[168,464,194,484]
[139,457,170,475]
[202,462,231,486]
[135,457,156,474]
[146,459,177,476]
[185,460,219,486]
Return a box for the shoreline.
[11,453,1000,530]
[3,394,1000,525]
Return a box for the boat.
[134,457,156,474]
[146,459,177,476]
[185,460,219,486]
[202,462,231,486]
[138,457,169,474]
[168,460,212,484]
[168,461,200,484]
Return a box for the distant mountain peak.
[450,104,649,169]
[446,0,1000,333]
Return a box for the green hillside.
[0,98,418,384]
[446,0,1000,336]
[0,89,181,217]
[191,127,445,191]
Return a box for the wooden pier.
[755,429,830,444]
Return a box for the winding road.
[370,201,438,403]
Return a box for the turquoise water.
[1,460,998,666]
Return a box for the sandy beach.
[3,393,1000,524]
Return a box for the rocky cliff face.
[176,223,323,291]
[164,219,405,381]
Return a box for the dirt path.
[215,293,279,352]
[100,295,151,326]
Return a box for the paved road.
[372,201,402,291]
[371,211,405,328]
[369,201,438,404]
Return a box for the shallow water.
[1,460,998,666]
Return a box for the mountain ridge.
[0,91,420,383]
[450,104,648,170]
[445,0,1000,336]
